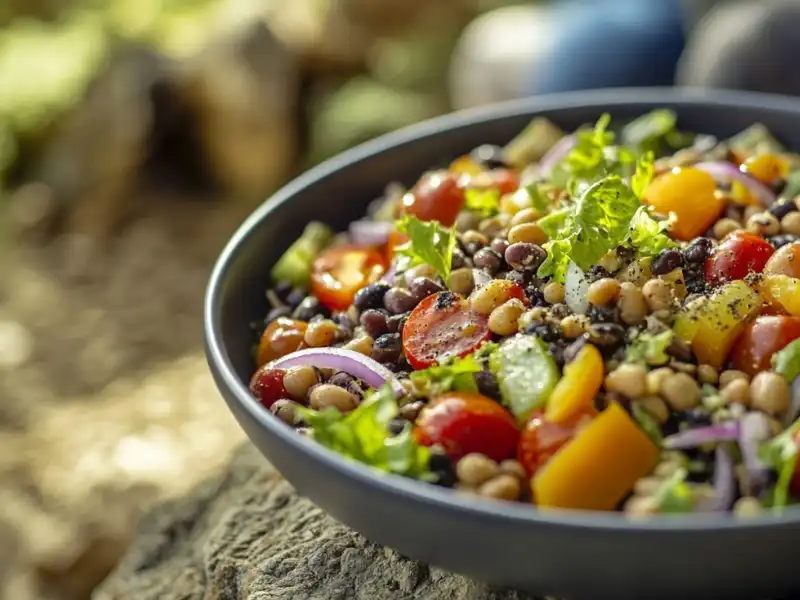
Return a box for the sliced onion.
[539,135,576,177]
[691,134,719,155]
[349,220,393,246]
[694,161,776,206]
[738,412,773,496]
[564,261,589,315]
[270,348,405,398]
[663,422,740,450]
[696,445,736,512]
[472,268,491,288]
[786,377,800,427]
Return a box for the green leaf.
[298,384,434,479]
[772,338,800,382]
[630,152,655,198]
[271,221,333,286]
[622,109,677,152]
[627,206,677,258]
[760,418,800,511]
[632,403,663,446]
[525,183,552,215]
[395,215,457,282]
[625,330,674,367]
[653,468,694,513]
[464,188,501,217]
[409,352,483,397]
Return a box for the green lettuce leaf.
[654,468,694,513]
[409,353,482,397]
[395,215,457,281]
[464,188,501,217]
[772,338,800,382]
[632,403,663,445]
[760,419,800,511]
[298,384,434,480]
[626,330,674,367]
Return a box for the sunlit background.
[0,0,797,598]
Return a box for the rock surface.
[95,443,541,600]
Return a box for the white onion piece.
[349,220,393,246]
[738,412,773,496]
[663,422,740,450]
[787,377,800,426]
[539,135,576,177]
[472,268,492,288]
[694,161,776,206]
[270,347,405,398]
[564,261,589,315]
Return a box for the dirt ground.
[0,194,255,600]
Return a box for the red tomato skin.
[705,231,775,286]
[517,409,596,477]
[414,393,520,461]
[732,315,800,376]
[403,171,465,226]
[310,246,387,311]
[249,367,287,409]
[466,168,521,195]
[402,292,491,370]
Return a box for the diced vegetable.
[489,335,560,424]
[545,344,603,424]
[271,222,333,286]
[310,245,388,311]
[257,318,308,366]
[643,167,723,240]
[532,402,659,511]
[704,231,775,286]
[732,316,800,376]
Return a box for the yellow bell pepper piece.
[673,280,762,368]
[759,274,800,316]
[533,402,659,511]
[545,344,603,424]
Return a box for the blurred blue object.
[529,0,686,94]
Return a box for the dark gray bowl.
[205,89,800,600]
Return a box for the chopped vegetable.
[773,338,800,382]
[625,330,674,367]
[409,351,483,397]
[653,468,694,513]
[503,116,566,169]
[545,344,603,424]
[532,402,659,511]
[271,222,333,286]
[489,335,560,424]
[760,274,800,316]
[760,418,800,511]
[631,403,663,445]
[310,245,388,311]
[395,215,457,282]
[464,188,501,217]
[732,316,800,376]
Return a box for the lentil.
[587,278,621,306]
[750,371,790,416]
[488,299,526,336]
[456,453,500,486]
[309,384,359,411]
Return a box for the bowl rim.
[205,87,800,533]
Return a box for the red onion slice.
[349,220,393,246]
[696,445,736,512]
[539,135,576,177]
[663,422,740,450]
[738,412,773,496]
[694,161,776,206]
[270,347,405,397]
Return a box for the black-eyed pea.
[456,453,500,486]
[617,282,647,325]
[713,218,741,239]
[660,372,700,411]
[283,365,320,399]
[488,299,526,336]
[477,473,521,501]
[697,364,719,385]
[781,212,800,236]
[449,267,476,296]
[720,378,750,407]
[560,314,589,339]
[344,335,374,356]
[596,251,620,273]
[746,211,780,236]
[744,204,762,222]
[270,399,302,425]
[543,281,565,304]
[719,369,749,388]
[309,383,359,412]
[304,319,339,347]
[750,371,790,416]
[499,459,527,481]
[733,496,763,518]
[605,363,647,399]
[519,307,547,330]
[642,279,673,313]
[635,396,670,424]
[646,367,674,396]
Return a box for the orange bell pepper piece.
[533,402,659,511]
[760,274,800,317]
[545,344,603,424]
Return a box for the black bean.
[587,265,612,282]
[587,304,620,324]
[465,241,485,257]
[651,249,685,275]
[683,237,713,264]
[292,296,330,321]
[429,452,452,471]
[473,248,503,274]
[451,248,469,270]
[490,237,509,256]
[469,144,509,169]
[328,372,356,389]
[386,313,409,334]
[388,418,408,435]
[429,453,457,488]
[384,287,418,314]
[771,177,787,197]
[588,323,625,347]
[285,287,307,309]
[683,263,708,294]
[409,277,444,302]
[360,309,389,338]
[264,306,291,325]
[524,286,547,306]
[563,336,589,364]
[332,312,356,332]
[524,322,560,343]
[371,333,403,363]
[353,282,391,312]
[475,369,501,401]
[272,280,293,300]
[768,234,800,249]
[505,242,546,271]
[769,199,797,220]
[685,407,712,427]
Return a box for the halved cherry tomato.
[517,408,596,477]
[310,245,387,311]
[249,367,287,408]
[402,292,491,370]
[414,392,520,461]
[704,230,775,286]
[732,315,800,376]
[257,317,308,366]
[402,171,465,226]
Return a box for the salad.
[249,109,800,516]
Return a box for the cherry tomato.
[249,367,287,408]
[257,317,308,366]
[467,168,521,195]
[402,292,491,370]
[704,230,775,286]
[310,245,387,311]
[742,153,789,185]
[764,242,800,278]
[732,315,800,376]
[414,392,520,461]
[517,409,596,477]
[402,171,465,226]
